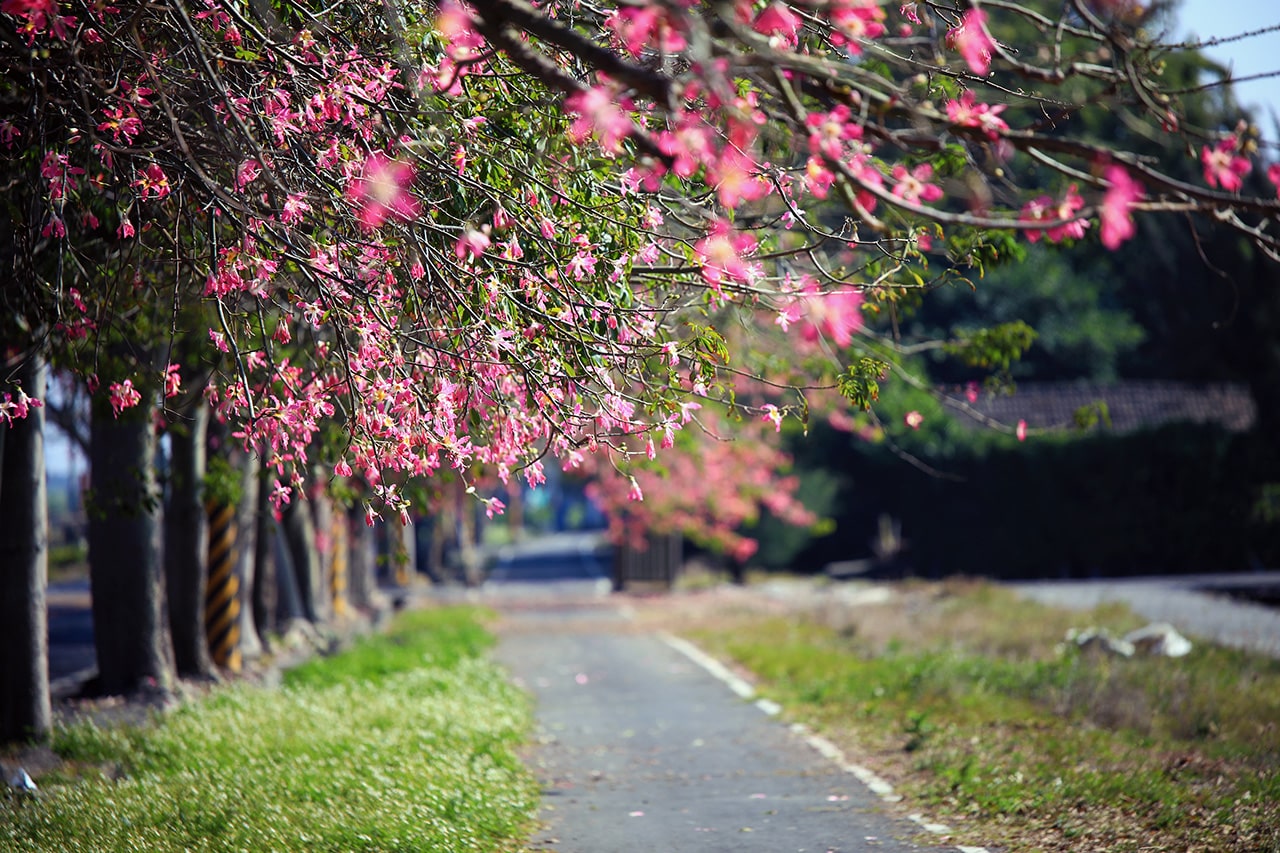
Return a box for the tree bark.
[88,402,170,696]
[233,447,263,660]
[346,504,375,610]
[281,497,324,623]
[253,464,278,641]
[163,399,213,679]
[0,352,51,743]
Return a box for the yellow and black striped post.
[330,512,349,618]
[205,499,242,672]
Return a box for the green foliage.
[837,357,889,411]
[1,607,537,852]
[943,321,1038,372]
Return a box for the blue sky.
[1174,0,1280,121]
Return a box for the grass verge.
[678,579,1280,852]
[2,606,539,852]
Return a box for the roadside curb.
[659,632,993,853]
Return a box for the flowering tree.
[4,0,1280,724]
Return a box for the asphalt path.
[493,601,948,853]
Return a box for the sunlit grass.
[2,607,538,852]
[683,580,1280,852]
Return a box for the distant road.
[46,578,96,693]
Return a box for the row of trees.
[5,0,1280,743]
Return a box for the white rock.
[7,767,37,793]
[1123,622,1193,657]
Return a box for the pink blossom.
[949,8,995,75]
[946,90,1008,139]
[828,0,886,52]
[1270,163,1280,198]
[891,163,943,204]
[627,476,644,501]
[209,329,230,353]
[899,3,921,25]
[346,153,421,229]
[335,459,353,477]
[235,159,261,190]
[568,250,598,280]
[965,381,980,404]
[606,6,687,57]
[1021,184,1088,243]
[0,387,42,426]
[904,410,923,429]
[483,496,506,518]
[1016,419,1028,442]
[806,105,862,160]
[452,145,467,176]
[564,87,634,155]
[695,220,757,287]
[164,364,182,399]
[108,379,142,418]
[134,163,171,200]
[753,3,802,48]
[761,404,784,432]
[455,226,491,261]
[1200,137,1251,192]
[1100,164,1142,249]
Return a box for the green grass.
[684,581,1280,852]
[2,606,539,852]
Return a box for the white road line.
[660,632,993,853]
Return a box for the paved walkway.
[493,602,964,853]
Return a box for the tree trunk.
[308,478,334,623]
[281,497,324,623]
[88,402,170,696]
[232,447,263,660]
[0,352,51,743]
[346,504,375,610]
[163,399,213,679]
[253,465,278,642]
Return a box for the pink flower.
[346,153,421,229]
[209,329,230,353]
[965,381,980,403]
[949,8,995,75]
[627,476,644,501]
[1100,164,1142,249]
[133,163,171,200]
[452,145,467,176]
[1021,184,1088,243]
[1269,163,1280,198]
[1016,419,1027,442]
[904,410,924,430]
[334,459,353,477]
[947,91,1008,139]
[235,159,261,190]
[564,86,634,155]
[1201,137,1251,192]
[108,379,142,418]
[483,496,506,518]
[806,105,862,160]
[567,250,598,280]
[753,3,802,48]
[899,3,921,24]
[761,404,784,432]
[891,163,943,204]
[455,226,491,261]
[164,364,182,399]
[828,0,886,52]
[695,220,757,287]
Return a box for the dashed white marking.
[661,632,992,853]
